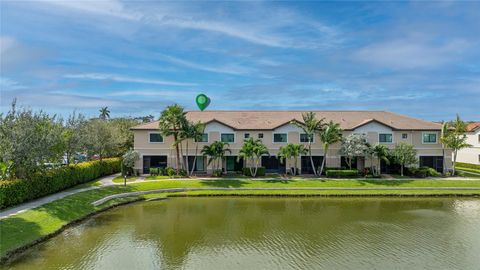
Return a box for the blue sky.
[1,1,479,121]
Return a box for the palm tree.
[373,144,390,176]
[440,121,449,174]
[99,107,110,120]
[443,115,471,175]
[318,121,343,176]
[201,141,231,175]
[278,144,307,175]
[238,138,269,177]
[158,104,187,175]
[292,112,325,176]
[189,121,205,176]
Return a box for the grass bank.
[2,179,480,262]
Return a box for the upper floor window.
[402,133,408,139]
[244,133,250,139]
[423,133,437,143]
[379,133,393,143]
[300,133,314,143]
[258,133,264,139]
[195,133,208,143]
[273,133,288,143]
[221,133,235,143]
[149,133,163,143]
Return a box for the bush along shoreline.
[0,158,121,209]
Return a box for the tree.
[318,121,343,176]
[109,117,139,156]
[291,112,325,176]
[440,121,449,174]
[278,143,307,175]
[201,141,231,175]
[372,144,390,175]
[392,142,417,176]
[189,121,205,176]
[237,138,269,177]
[0,100,64,178]
[81,119,121,159]
[61,111,86,164]
[122,149,140,176]
[442,115,471,175]
[339,133,369,169]
[177,121,195,175]
[158,104,187,175]
[99,107,110,120]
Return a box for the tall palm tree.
[373,144,390,176]
[440,121,449,174]
[444,115,471,175]
[201,141,231,174]
[237,138,269,177]
[278,143,307,175]
[318,121,343,176]
[158,104,187,175]
[189,121,205,176]
[99,107,110,120]
[292,112,325,176]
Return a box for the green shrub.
[149,167,159,176]
[456,162,480,171]
[165,167,176,177]
[326,169,359,178]
[0,158,121,209]
[212,169,223,177]
[178,169,188,177]
[409,167,441,178]
[242,167,266,177]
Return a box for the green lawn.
[457,167,480,174]
[112,176,138,183]
[2,179,480,261]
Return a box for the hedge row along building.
[131,111,452,174]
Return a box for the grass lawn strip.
[2,179,480,263]
[112,176,138,183]
[457,167,480,174]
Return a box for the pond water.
[3,197,480,269]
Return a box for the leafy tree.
[61,111,86,164]
[158,104,187,175]
[442,115,471,175]
[201,141,231,174]
[292,112,325,176]
[238,138,269,177]
[122,149,140,176]
[392,142,417,176]
[0,100,64,178]
[339,133,369,169]
[109,117,139,156]
[81,119,121,159]
[318,121,343,175]
[278,143,307,175]
[99,107,110,120]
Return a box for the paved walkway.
[0,174,119,219]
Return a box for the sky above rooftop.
[1,1,479,121]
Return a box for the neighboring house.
[131,111,452,174]
[456,122,480,165]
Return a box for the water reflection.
[3,197,480,270]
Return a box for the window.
[273,133,288,143]
[149,133,163,143]
[379,133,393,143]
[221,133,235,143]
[244,133,250,139]
[195,133,208,142]
[258,133,264,139]
[423,133,437,143]
[402,133,408,139]
[300,133,314,143]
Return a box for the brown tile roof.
[466,122,480,132]
[131,110,442,131]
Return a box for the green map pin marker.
[196,94,210,111]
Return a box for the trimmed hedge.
[0,158,121,209]
[326,169,359,178]
[456,162,480,171]
[243,167,266,177]
[409,167,441,178]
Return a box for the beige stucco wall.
[456,130,480,164]
[133,121,452,173]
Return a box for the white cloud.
[354,38,470,69]
[107,89,197,97]
[158,54,253,75]
[64,73,196,86]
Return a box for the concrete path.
[0,174,119,219]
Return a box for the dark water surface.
[3,197,480,269]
